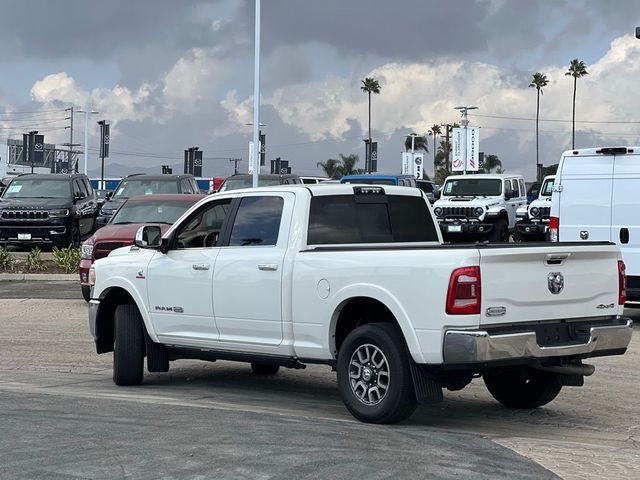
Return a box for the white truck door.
[213,192,293,348]
[146,198,233,343]
[611,153,640,278]
[558,154,614,242]
[505,179,522,227]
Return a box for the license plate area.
[17,233,31,240]
[447,225,462,233]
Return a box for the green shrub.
[0,246,14,271]
[25,246,47,272]
[52,246,82,274]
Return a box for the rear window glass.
[308,194,438,244]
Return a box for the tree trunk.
[368,91,372,173]
[572,77,577,149]
[433,134,437,179]
[536,88,540,182]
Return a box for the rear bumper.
[443,317,633,365]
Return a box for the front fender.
[328,283,426,364]
[96,276,158,343]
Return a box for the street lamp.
[251,0,262,188]
[76,106,99,175]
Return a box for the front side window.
[308,194,438,244]
[442,178,502,196]
[540,178,555,196]
[229,196,284,246]
[175,199,231,248]
[2,179,71,199]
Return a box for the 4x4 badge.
[548,272,564,294]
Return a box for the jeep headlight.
[530,207,540,218]
[474,207,484,217]
[49,208,69,217]
[81,244,94,260]
[434,207,443,217]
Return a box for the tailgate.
[479,243,621,325]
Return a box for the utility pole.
[28,130,38,174]
[454,106,478,175]
[65,107,73,169]
[229,158,241,175]
[251,0,261,188]
[97,120,107,189]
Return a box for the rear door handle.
[192,263,210,271]
[258,264,278,271]
[620,228,630,244]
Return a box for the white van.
[549,147,639,303]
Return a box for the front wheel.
[337,323,417,424]
[488,219,509,243]
[483,367,562,409]
[113,304,145,386]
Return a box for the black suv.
[0,173,98,248]
[96,174,200,228]
[217,173,302,192]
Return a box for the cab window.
[175,199,231,248]
[228,196,284,247]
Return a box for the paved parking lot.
[0,290,638,479]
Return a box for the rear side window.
[308,194,439,244]
[229,196,284,246]
[518,179,526,197]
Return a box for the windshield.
[113,179,178,198]
[1,179,71,199]
[540,178,554,197]
[218,177,281,192]
[111,200,194,224]
[442,178,502,196]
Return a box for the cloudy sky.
[2,0,640,180]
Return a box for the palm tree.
[565,59,588,149]
[529,72,548,182]
[361,77,381,173]
[481,154,502,173]
[427,124,442,178]
[403,134,429,153]
[317,154,363,179]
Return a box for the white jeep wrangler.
[432,174,527,242]
[514,175,555,242]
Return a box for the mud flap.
[144,330,169,373]
[409,360,443,404]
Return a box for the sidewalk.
[0,273,77,281]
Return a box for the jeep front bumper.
[438,221,494,235]
[443,317,633,365]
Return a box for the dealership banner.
[451,128,464,171]
[452,127,480,172]
[466,127,480,171]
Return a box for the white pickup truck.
[88,184,632,424]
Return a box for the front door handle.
[192,263,210,271]
[258,263,278,271]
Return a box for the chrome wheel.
[349,343,390,405]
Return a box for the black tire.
[483,367,562,409]
[113,304,145,386]
[488,219,509,243]
[337,323,417,424]
[250,363,280,375]
[69,222,81,248]
[512,229,524,243]
[81,285,91,302]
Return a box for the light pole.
[251,0,261,188]
[76,105,99,176]
[245,122,266,175]
[454,106,478,175]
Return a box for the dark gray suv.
[0,173,98,248]
[96,174,200,228]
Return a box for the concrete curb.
[0,273,77,282]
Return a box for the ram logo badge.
[596,303,615,310]
[155,306,184,313]
[580,230,589,240]
[547,272,564,294]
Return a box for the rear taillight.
[549,216,559,242]
[618,260,627,305]
[446,266,481,315]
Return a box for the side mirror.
[105,191,113,200]
[504,189,514,200]
[434,190,441,199]
[135,225,162,249]
[74,191,86,200]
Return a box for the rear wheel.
[337,323,417,424]
[113,304,145,386]
[483,367,562,409]
[488,219,509,243]
[81,285,91,302]
[250,363,280,375]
